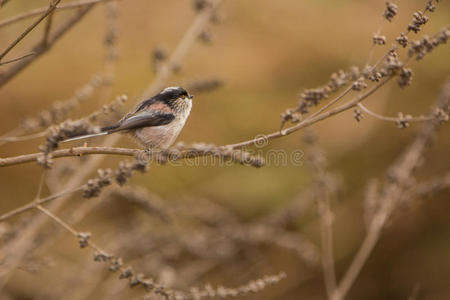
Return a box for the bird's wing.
[108,110,175,133]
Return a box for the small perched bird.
[64,86,193,149]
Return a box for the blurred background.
[0,0,449,299]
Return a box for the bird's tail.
[61,124,120,143]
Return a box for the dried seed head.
[77,232,91,248]
[119,266,134,279]
[396,33,409,48]
[93,251,113,262]
[109,258,123,272]
[354,109,363,122]
[383,2,398,22]
[408,11,429,33]
[82,168,113,199]
[373,34,386,45]
[398,68,413,88]
[351,78,367,91]
[396,112,412,128]
[425,0,436,12]
[199,30,214,44]
[434,107,449,124]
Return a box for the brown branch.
[0,0,221,281]
[0,0,61,62]
[330,77,450,300]
[0,187,84,222]
[304,130,337,298]
[0,4,94,88]
[0,52,35,66]
[0,0,119,29]
[226,76,393,149]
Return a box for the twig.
[0,187,84,222]
[330,77,450,300]
[0,0,61,62]
[227,76,393,149]
[0,130,47,142]
[357,103,433,123]
[0,1,222,280]
[0,4,95,87]
[0,0,120,29]
[42,8,55,46]
[304,130,337,298]
[0,52,35,66]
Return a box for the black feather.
[108,110,175,133]
[134,87,189,112]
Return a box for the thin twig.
[0,1,222,280]
[0,0,120,29]
[0,52,35,66]
[0,130,47,142]
[357,103,433,123]
[304,130,337,298]
[330,78,450,300]
[0,0,61,62]
[0,4,95,87]
[227,76,393,149]
[0,186,84,222]
[42,8,55,46]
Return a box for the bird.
[63,86,193,149]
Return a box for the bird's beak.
[189,95,194,100]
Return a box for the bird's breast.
[133,100,191,149]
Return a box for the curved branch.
[0,76,392,168]
[357,103,433,123]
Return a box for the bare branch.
[0,4,95,87]
[0,0,120,29]
[0,0,61,62]
[331,77,450,300]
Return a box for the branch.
[0,52,35,66]
[0,4,95,88]
[0,0,119,29]
[0,0,223,282]
[331,77,450,300]
[0,0,61,62]
[227,76,393,149]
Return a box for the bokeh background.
[0,1,449,299]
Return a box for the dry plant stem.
[0,0,221,282]
[318,191,337,299]
[357,103,433,123]
[303,85,353,124]
[0,52,35,66]
[0,186,84,222]
[331,79,450,300]
[0,0,120,29]
[0,0,61,62]
[228,76,392,149]
[42,8,55,46]
[0,130,47,142]
[0,4,94,88]
[305,132,337,297]
[0,77,391,168]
